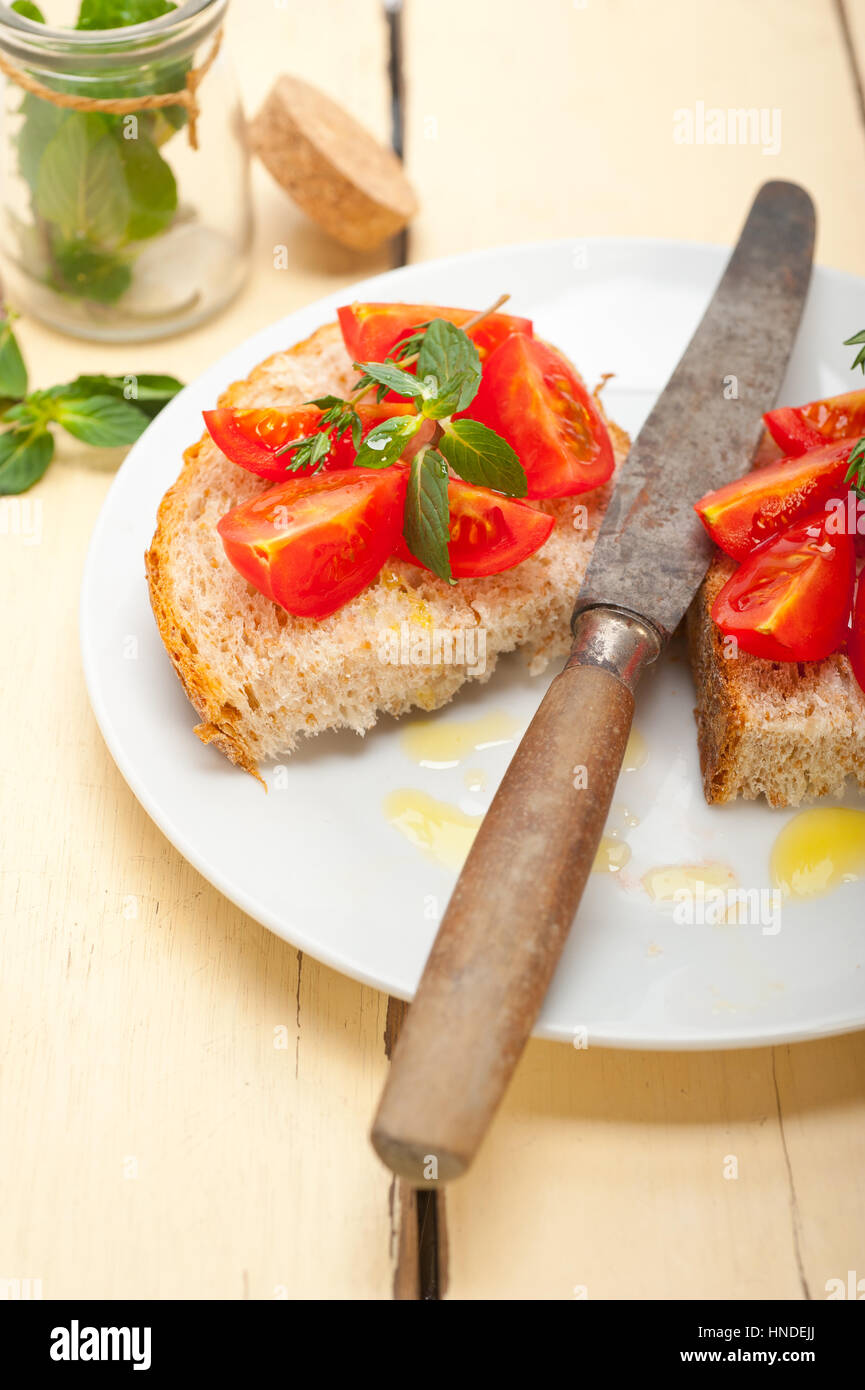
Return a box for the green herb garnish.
[845,436,865,502]
[0,310,182,494]
[272,296,527,578]
[845,329,865,375]
[403,449,454,583]
[843,330,865,499]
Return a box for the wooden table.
[3,0,865,1300]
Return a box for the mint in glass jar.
[0,0,252,340]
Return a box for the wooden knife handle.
[372,607,663,1183]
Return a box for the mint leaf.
[419,368,479,420]
[0,317,28,399]
[119,134,177,241]
[354,360,426,399]
[49,240,132,304]
[416,319,482,413]
[37,114,130,246]
[0,429,53,494]
[53,394,148,447]
[438,419,527,496]
[354,415,422,469]
[845,437,865,499]
[17,94,65,188]
[845,330,865,375]
[403,449,453,583]
[46,372,182,419]
[11,2,46,20]
[76,0,177,29]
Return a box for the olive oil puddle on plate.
[383,790,482,872]
[399,712,521,769]
[642,862,738,903]
[385,712,520,869]
[388,713,649,874]
[771,808,865,899]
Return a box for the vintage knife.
[372,181,815,1183]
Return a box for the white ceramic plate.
[80,238,865,1048]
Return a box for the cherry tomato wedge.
[337,302,533,364]
[764,389,865,455]
[468,333,614,499]
[392,477,554,578]
[204,403,417,481]
[217,468,406,619]
[849,575,865,696]
[695,438,856,562]
[711,510,855,662]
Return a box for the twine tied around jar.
[0,27,223,151]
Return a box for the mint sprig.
[438,418,526,494]
[76,0,177,28]
[415,318,482,416]
[845,437,865,501]
[269,301,528,570]
[354,414,423,469]
[13,0,185,307]
[845,329,865,375]
[0,313,28,400]
[0,311,182,494]
[0,427,53,494]
[353,360,426,400]
[404,449,453,583]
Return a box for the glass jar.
[0,0,252,341]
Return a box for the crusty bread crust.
[146,322,629,775]
[687,548,865,807]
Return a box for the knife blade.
[372,181,816,1184]
[576,178,814,640]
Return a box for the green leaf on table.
[76,0,177,29]
[37,113,130,247]
[402,449,453,583]
[51,372,182,418]
[416,319,482,414]
[119,134,177,241]
[438,418,527,496]
[0,317,28,399]
[11,2,46,21]
[354,414,422,469]
[0,428,53,495]
[53,394,149,447]
[354,360,426,399]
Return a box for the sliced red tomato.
[204,403,417,481]
[764,389,865,455]
[711,510,855,662]
[392,477,554,578]
[337,302,533,364]
[467,333,614,499]
[217,468,406,619]
[695,438,856,562]
[849,575,865,695]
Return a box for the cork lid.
[249,75,418,252]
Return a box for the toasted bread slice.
[146,322,629,775]
[687,542,865,808]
